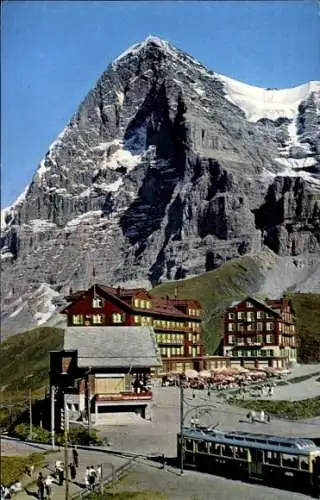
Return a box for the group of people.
[1,482,22,500]
[84,465,102,491]
[36,447,80,500]
[36,474,54,500]
[246,409,271,424]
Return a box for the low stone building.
[50,326,162,427]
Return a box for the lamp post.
[64,396,69,500]
[51,385,55,448]
[180,383,184,475]
[29,388,33,440]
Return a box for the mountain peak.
[113,35,170,64]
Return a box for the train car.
[177,427,320,497]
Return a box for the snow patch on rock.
[66,210,103,228]
[1,184,30,230]
[217,77,319,122]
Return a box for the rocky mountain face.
[1,36,320,336]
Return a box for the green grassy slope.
[0,326,64,393]
[287,293,320,363]
[151,255,266,354]
[0,327,64,422]
[151,260,320,362]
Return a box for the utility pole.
[29,388,33,440]
[64,396,69,500]
[180,381,184,475]
[51,385,55,448]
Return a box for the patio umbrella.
[199,370,212,378]
[185,369,199,379]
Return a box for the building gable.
[230,296,280,318]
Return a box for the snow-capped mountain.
[1,36,319,336]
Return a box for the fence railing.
[71,456,138,499]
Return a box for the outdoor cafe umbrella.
[199,369,212,378]
[185,369,199,379]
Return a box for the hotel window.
[246,301,253,308]
[247,311,255,321]
[112,313,123,324]
[257,334,263,343]
[266,322,274,331]
[72,314,83,325]
[196,345,201,355]
[237,311,244,320]
[134,298,139,307]
[134,315,141,324]
[266,334,274,344]
[228,322,233,332]
[145,301,151,309]
[140,299,145,308]
[257,322,263,331]
[247,337,252,345]
[92,314,103,325]
[228,312,235,320]
[92,297,103,308]
[256,311,264,319]
[228,335,234,344]
[237,337,244,345]
[238,323,244,332]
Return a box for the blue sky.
[2,0,319,208]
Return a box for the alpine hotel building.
[223,296,296,368]
[61,284,204,373]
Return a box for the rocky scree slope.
[1,36,320,335]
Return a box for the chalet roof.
[64,326,162,369]
[145,296,188,318]
[169,298,202,309]
[63,284,200,320]
[97,285,188,318]
[229,296,281,317]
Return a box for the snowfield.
[217,76,319,122]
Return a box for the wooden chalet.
[50,326,162,427]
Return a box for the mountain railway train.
[177,428,320,497]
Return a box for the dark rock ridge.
[1,36,319,330]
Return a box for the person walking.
[44,476,53,500]
[57,464,64,486]
[69,462,76,481]
[72,446,79,468]
[96,465,102,483]
[88,466,96,491]
[37,473,45,500]
[84,467,90,490]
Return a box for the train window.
[282,454,299,469]
[222,445,233,457]
[212,444,221,455]
[234,447,247,460]
[185,439,193,451]
[265,451,280,465]
[197,440,207,453]
[300,457,309,470]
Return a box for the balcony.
[95,391,153,402]
[158,338,184,345]
[153,324,186,332]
